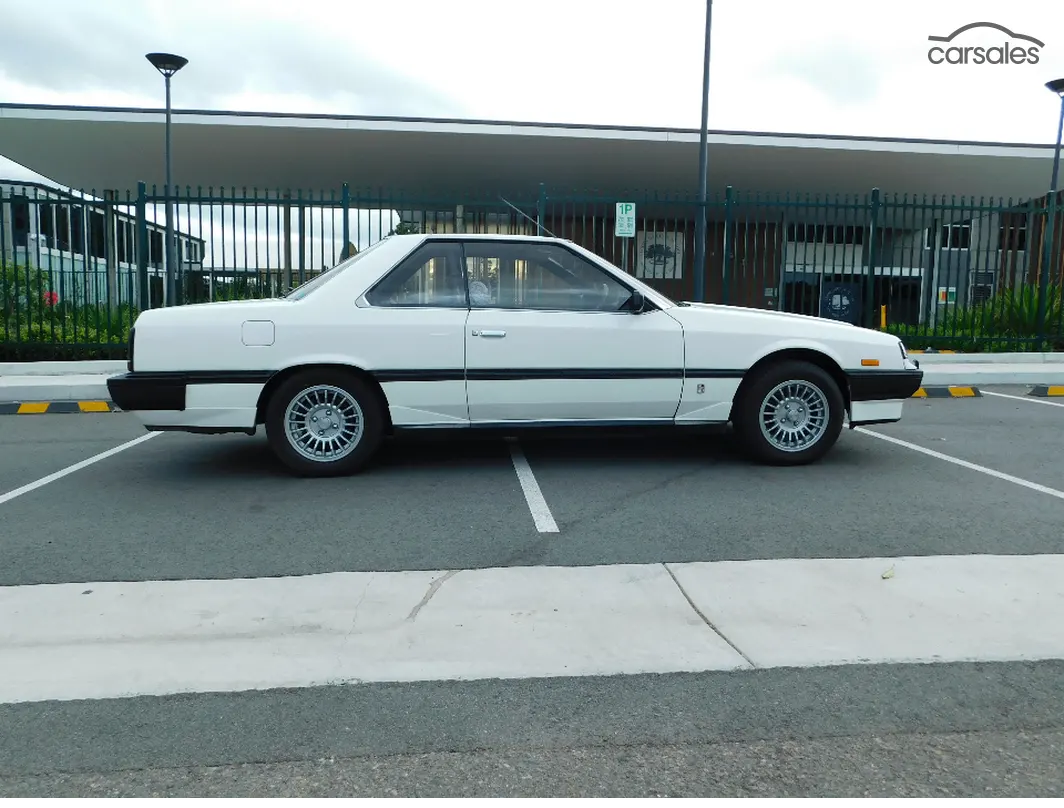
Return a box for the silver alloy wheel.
[283,384,365,462]
[758,379,830,453]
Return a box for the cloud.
[770,43,883,105]
[0,0,465,117]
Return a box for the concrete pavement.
[2,391,1064,795]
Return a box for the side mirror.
[629,289,646,313]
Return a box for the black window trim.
[362,238,470,310]
[358,235,660,314]
[457,237,656,315]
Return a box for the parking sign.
[615,202,636,238]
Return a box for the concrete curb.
[0,360,126,377]
[909,352,1061,364]
[0,374,113,404]
[0,401,119,415]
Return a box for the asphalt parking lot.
[1,385,1063,588]
[2,385,1064,796]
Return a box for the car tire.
[265,368,385,477]
[732,360,845,466]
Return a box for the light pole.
[1037,77,1064,346]
[692,0,713,304]
[146,52,188,307]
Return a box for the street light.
[146,52,188,306]
[692,0,713,304]
[1037,77,1064,345]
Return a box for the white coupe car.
[107,233,923,476]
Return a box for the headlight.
[898,339,908,361]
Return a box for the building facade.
[1,179,205,309]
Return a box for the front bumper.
[846,368,924,402]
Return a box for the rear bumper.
[107,372,187,411]
[846,368,924,402]
[106,372,268,431]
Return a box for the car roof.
[393,233,567,243]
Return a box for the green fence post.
[1036,191,1059,350]
[536,183,546,236]
[721,185,735,304]
[341,182,350,259]
[864,187,881,328]
[136,181,149,312]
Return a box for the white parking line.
[0,433,159,507]
[982,390,1064,409]
[855,427,1064,502]
[506,437,559,533]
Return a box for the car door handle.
[472,329,507,338]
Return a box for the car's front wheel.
[264,368,384,477]
[732,360,845,466]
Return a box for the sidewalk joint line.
[663,562,756,669]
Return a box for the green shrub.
[886,283,1063,352]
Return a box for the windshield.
[282,239,387,301]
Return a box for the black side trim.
[465,368,685,381]
[373,368,746,383]
[847,369,924,401]
[178,370,275,384]
[684,369,746,378]
[113,370,274,385]
[372,370,466,383]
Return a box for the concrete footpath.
[2,354,1064,405]
[3,553,1063,704]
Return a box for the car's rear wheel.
[265,368,384,477]
[732,360,844,465]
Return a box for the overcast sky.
[2,0,1064,186]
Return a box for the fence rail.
[2,181,1062,360]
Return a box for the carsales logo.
[927,21,1044,65]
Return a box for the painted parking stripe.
[2,553,1062,705]
[855,427,1064,502]
[0,433,159,507]
[507,437,559,533]
[982,390,1064,409]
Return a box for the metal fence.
[2,181,1062,360]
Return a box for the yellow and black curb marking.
[1029,385,1064,398]
[911,386,981,398]
[0,401,120,415]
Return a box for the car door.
[462,239,685,423]
[358,239,470,426]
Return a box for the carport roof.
[0,102,1058,202]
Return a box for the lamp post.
[691,0,713,304]
[146,52,188,307]
[1037,77,1064,346]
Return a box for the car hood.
[675,301,856,326]
[672,301,874,332]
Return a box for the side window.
[463,242,634,312]
[365,242,468,308]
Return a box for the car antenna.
[497,195,559,238]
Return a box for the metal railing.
[2,181,1062,359]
